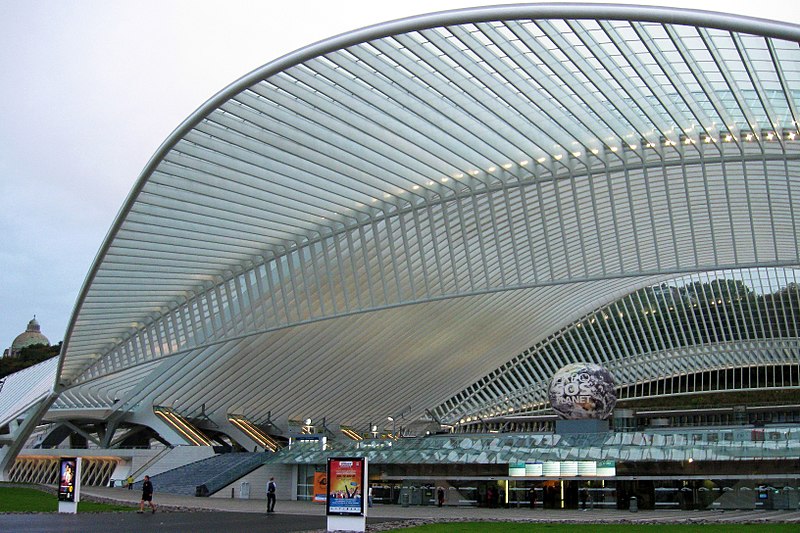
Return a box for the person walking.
[266,477,277,513]
[138,475,156,513]
[126,475,134,490]
[437,486,445,507]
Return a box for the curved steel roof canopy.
[55,4,800,433]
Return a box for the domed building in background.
[3,317,50,358]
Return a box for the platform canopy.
[52,4,800,436]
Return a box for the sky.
[1,0,798,350]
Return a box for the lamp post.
[387,416,396,438]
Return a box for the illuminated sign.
[578,461,597,476]
[543,461,561,476]
[509,463,526,477]
[507,460,616,477]
[326,457,365,516]
[58,458,77,502]
[560,461,578,476]
[525,462,543,476]
[596,460,616,476]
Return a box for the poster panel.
[58,457,77,502]
[326,457,365,516]
[313,471,327,503]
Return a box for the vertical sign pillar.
[326,457,367,532]
[58,457,81,514]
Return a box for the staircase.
[139,452,270,496]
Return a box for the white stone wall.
[212,463,294,502]
[134,446,215,479]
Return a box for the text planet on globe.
[548,363,617,420]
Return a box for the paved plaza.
[1,486,799,533]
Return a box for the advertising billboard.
[313,471,327,503]
[326,457,365,516]
[58,457,77,502]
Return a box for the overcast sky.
[1,0,798,350]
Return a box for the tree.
[0,341,61,379]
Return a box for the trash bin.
[240,481,250,499]
[401,489,410,507]
[629,496,638,512]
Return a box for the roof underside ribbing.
[55,4,800,433]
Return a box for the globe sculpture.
[548,363,617,420]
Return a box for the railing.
[195,452,271,497]
[129,445,174,481]
[153,406,212,446]
[227,414,281,452]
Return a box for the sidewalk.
[2,486,799,533]
[81,486,800,524]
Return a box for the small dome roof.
[10,317,50,355]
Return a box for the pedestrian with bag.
[266,477,277,512]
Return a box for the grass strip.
[0,486,134,513]
[388,522,800,533]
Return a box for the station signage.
[508,459,616,477]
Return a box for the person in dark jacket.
[138,475,156,513]
[266,477,277,512]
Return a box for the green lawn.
[389,523,800,533]
[0,486,135,513]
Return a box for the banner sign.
[326,457,365,516]
[313,471,327,503]
[58,457,77,502]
